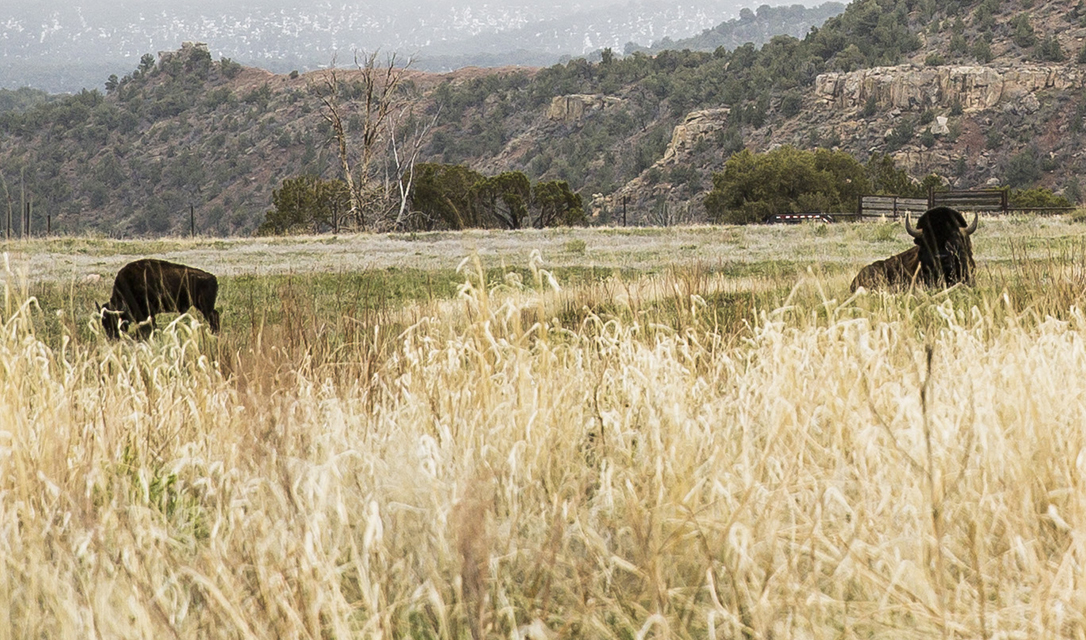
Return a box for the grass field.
[4,216,1086,638]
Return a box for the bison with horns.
[850,206,978,292]
[98,258,221,339]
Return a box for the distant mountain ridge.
[0,0,818,92]
[638,2,844,54]
[422,2,844,69]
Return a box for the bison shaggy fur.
[100,259,220,339]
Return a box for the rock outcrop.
[662,108,731,163]
[546,94,623,122]
[814,64,1081,112]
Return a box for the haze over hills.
[0,0,828,92]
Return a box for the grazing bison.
[99,259,220,339]
[851,206,977,292]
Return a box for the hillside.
[436,0,1086,223]
[637,1,845,54]
[0,0,792,93]
[1,0,1086,236]
[0,45,467,236]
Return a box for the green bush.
[1004,148,1043,189]
[704,146,870,224]
[1037,37,1065,62]
[972,40,993,63]
[1009,187,1071,209]
[1012,15,1037,48]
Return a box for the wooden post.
[190,204,195,238]
[622,195,627,227]
[47,209,51,236]
[24,201,30,238]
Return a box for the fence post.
[190,204,195,238]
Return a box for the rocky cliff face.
[588,108,732,224]
[814,64,1080,112]
[662,108,731,162]
[546,94,623,122]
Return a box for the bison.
[98,259,220,339]
[850,206,978,292]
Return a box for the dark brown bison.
[98,259,220,339]
[851,206,977,292]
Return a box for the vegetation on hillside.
[427,0,927,190]
[635,2,847,55]
[0,87,53,114]
[420,0,1083,222]
[0,0,1083,236]
[0,45,335,236]
[259,165,585,233]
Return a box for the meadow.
[3,216,1086,638]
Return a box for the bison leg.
[195,281,220,333]
[206,308,221,333]
[133,316,156,339]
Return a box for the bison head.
[97,303,125,340]
[905,206,978,287]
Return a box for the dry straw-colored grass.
[3,229,1086,639]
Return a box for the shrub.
[704,146,871,224]
[220,57,242,79]
[1009,187,1072,209]
[1012,15,1037,48]
[1004,148,1043,189]
[1037,36,1066,62]
[564,239,587,254]
[972,40,993,63]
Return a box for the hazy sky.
[0,0,825,90]
[0,0,808,53]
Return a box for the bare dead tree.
[312,62,362,226]
[312,50,414,231]
[388,102,442,230]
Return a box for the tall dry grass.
[2,249,1086,639]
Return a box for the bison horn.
[905,212,922,239]
[964,211,978,235]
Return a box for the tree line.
[259,165,584,234]
[703,145,1070,224]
